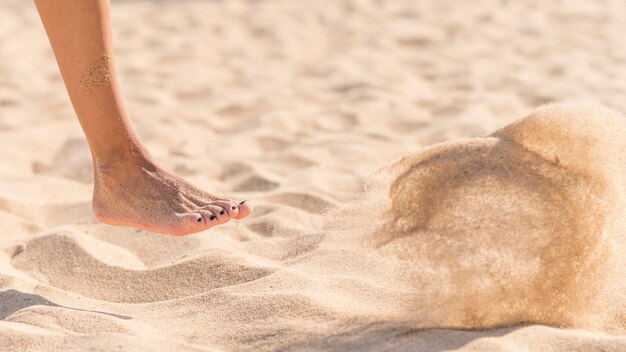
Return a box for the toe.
[235,200,253,219]
[211,200,240,218]
[202,205,229,224]
[173,212,206,236]
[198,210,220,228]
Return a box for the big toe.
[235,200,253,219]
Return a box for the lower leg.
[34,0,251,236]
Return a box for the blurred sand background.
[0,0,625,351]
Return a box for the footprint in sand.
[376,102,625,332]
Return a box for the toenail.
[239,200,247,204]
[220,210,226,215]
[197,217,202,222]
[210,215,216,220]
[231,206,237,210]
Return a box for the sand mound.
[368,102,625,332]
[9,234,276,303]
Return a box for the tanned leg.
[34,0,252,236]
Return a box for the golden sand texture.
[1,0,625,351]
[370,103,625,333]
[79,54,113,96]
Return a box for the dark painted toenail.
[232,206,237,210]
[197,217,202,222]
[210,215,216,220]
[220,210,226,215]
[239,200,247,204]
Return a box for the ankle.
[93,147,155,184]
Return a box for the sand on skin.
[1,0,626,351]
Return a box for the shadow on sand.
[285,322,521,352]
[0,289,131,320]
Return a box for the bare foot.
[91,154,253,236]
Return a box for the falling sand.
[311,102,626,334]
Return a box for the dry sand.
[1,0,625,351]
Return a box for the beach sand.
[1,0,625,351]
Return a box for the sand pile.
[367,103,626,332]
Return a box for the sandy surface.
[1,0,625,351]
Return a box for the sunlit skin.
[34,0,252,235]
